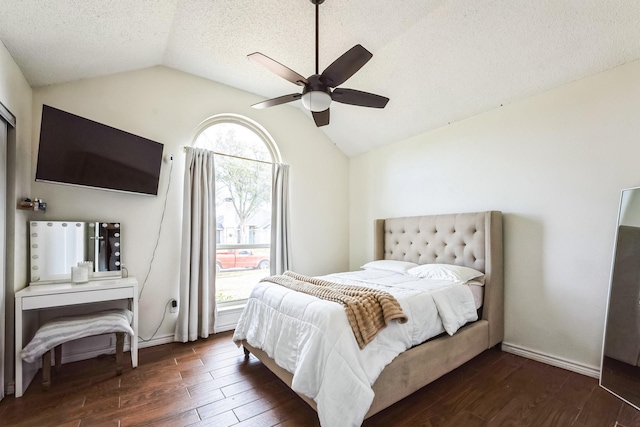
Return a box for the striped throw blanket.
[21,309,134,363]
[262,271,407,348]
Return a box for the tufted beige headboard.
[373,211,504,346]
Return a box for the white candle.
[78,261,93,278]
[71,266,89,284]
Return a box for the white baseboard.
[61,334,176,364]
[138,334,176,349]
[501,342,600,378]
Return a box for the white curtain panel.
[175,147,216,342]
[270,163,291,275]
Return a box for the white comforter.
[232,269,479,427]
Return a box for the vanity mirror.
[29,221,122,284]
[601,187,640,409]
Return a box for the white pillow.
[406,263,484,284]
[361,260,419,274]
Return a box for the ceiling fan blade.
[251,93,302,109]
[312,109,330,127]
[248,52,308,86]
[321,44,373,88]
[332,88,389,108]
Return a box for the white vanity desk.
[14,277,138,398]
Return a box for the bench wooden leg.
[115,332,124,376]
[54,345,62,372]
[42,351,52,391]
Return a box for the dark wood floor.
[1,331,638,426]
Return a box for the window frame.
[192,113,282,164]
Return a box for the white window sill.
[217,301,247,313]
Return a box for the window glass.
[195,122,271,162]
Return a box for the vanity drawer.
[20,287,134,310]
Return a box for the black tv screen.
[36,105,164,196]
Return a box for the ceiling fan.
[248,0,389,127]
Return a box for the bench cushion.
[21,309,134,363]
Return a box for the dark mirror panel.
[29,221,122,284]
[601,188,640,409]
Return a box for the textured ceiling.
[1,0,640,156]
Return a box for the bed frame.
[241,211,503,419]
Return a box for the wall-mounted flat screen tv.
[36,105,164,196]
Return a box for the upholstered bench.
[20,309,134,390]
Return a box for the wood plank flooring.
[1,331,638,426]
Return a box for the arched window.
[193,114,280,303]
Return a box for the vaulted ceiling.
[2,1,640,156]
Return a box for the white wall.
[0,40,32,293]
[349,59,640,370]
[0,40,32,393]
[31,66,349,343]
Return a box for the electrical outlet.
[170,299,178,313]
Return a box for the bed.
[234,211,503,426]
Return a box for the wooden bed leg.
[54,345,62,372]
[115,332,124,376]
[42,351,52,391]
[243,346,250,357]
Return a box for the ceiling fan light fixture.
[301,90,332,112]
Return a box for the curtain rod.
[182,146,274,165]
